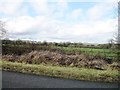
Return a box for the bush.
[2,51,109,70]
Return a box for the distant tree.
[108,39,114,48]
[43,40,48,46]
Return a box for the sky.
[0,0,118,44]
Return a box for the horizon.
[2,38,110,45]
[0,0,118,44]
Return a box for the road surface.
[2,71,118,88]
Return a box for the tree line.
[2,39,117,55]
[2,39,116,48]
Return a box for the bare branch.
[0,20,7,39]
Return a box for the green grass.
[55,46,118,59]
[0,60,119,83]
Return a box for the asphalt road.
[2,71,118,88]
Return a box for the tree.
[108,39,114,49]
[0,21,7,39]
[0,20,7,58]
[115,1,120,45]
[107,2,119,49]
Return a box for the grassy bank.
[0,60,119,83]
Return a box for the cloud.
[28,0,68,18]
[3,14,117,43]
[70,9,82,19]
[29,0,50,15]
[5,16,63,39]
[0,0,23,16]
[60,0,119,2]
[57,0,68,9]
[0,1,117,43]
[87,3,117,20]
[6,16,35,33]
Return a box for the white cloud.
[62,18,117,36]
[59,0,119,2]
[3,14,117,43]
[0,0,68,18]
[87,3,117,20]
[28,0,68,18]
[0,0,23,15]
[57,0,68,9]
[0,1,117,43]
[70,9,82,19]
[6,16,35,33]
[29,0,51,16]
[5,16,64,38]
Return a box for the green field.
[1,40,120,83]
[55,46,118,60]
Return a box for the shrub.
[2,51,109,70]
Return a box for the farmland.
[2,41,118,61]
[1,39,120,82]
[54,46,118,60]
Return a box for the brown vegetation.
[2,50,109,70]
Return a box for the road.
[2,71,118,88]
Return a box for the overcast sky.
[0,0,118,43]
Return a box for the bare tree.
[0,21,7,39]
[108,39,114,48]
[108,2,120,49]
[116,1,120,48]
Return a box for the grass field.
[1,60,119,83]
[55,46,118,59]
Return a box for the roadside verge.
[0,60,119,83]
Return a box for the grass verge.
[0,60,119,83]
